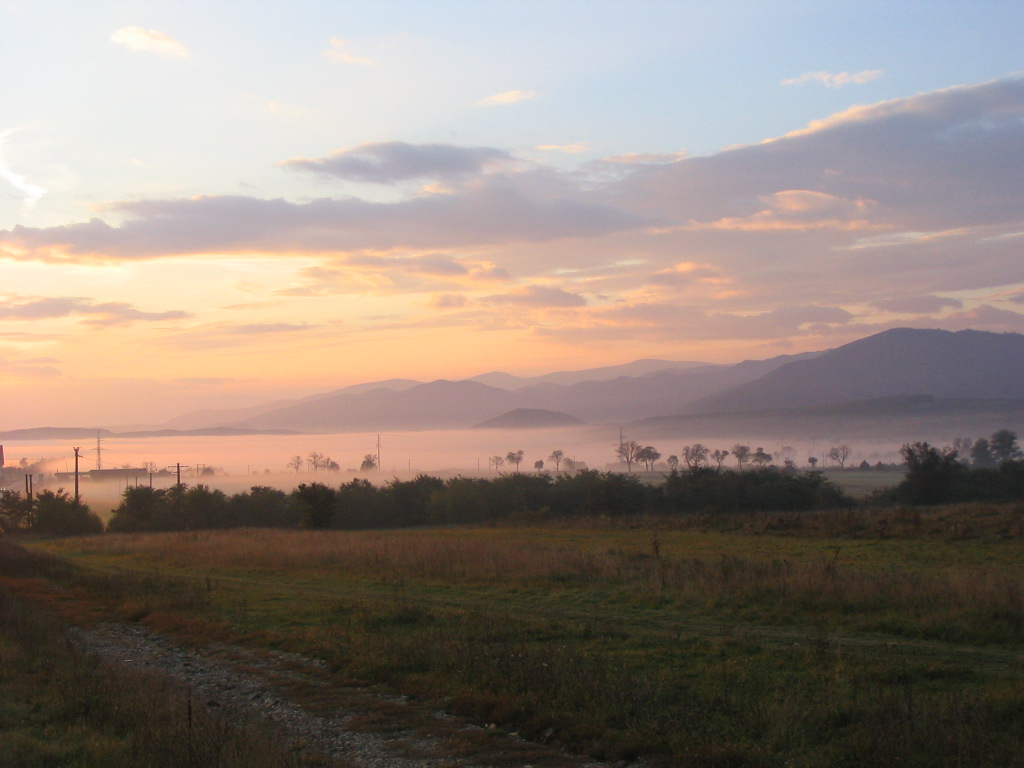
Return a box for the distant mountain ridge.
[8,328,1021,438]
[685,328,1024,415]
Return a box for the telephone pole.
[73,446,82,505]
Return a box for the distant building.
[53,468,149,483]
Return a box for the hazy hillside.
[473,408,585,429]
[144,328,1024,436]
[512,350,821,422]
[471,358,712,389]
[239,380,524,432]
[218,351,817,431]
[685,329,1024,415]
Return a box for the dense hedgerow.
[91,468,855,534]
[876,442,1024,506]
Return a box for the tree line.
[881,429,1024,506]
[4,428,1022,536]
[1,467,855,536]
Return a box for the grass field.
[5,502,1024,767]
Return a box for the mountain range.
[168,327,1024,438]
[4,328,1022,442]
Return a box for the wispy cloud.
[1,180,649,261]
[781,69,883,87]
[477,89,537,106]
[325,37,372,65]
[110,27,190,58]
[872,295,962,313]
[0,130,45,213]
[536,143,589,154]
[283,142,514,183]
[0,295,191,326]
[484,285,586,308]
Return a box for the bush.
[659,467,852,514]
[30,490,103,536]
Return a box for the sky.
[2,0,1024,428]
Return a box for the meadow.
[3,502,1023,767]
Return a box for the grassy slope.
[12,505,1024,767]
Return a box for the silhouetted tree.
[0,489,31,534]
[666,455,679,471]
[731,444,751,469]
[682,443,709,469]
[711,449,729,470]
[490,455,505,472]
[292,483,337,528]
[360,454,378,471]
[616,440,643,473]
[808,456,818,469]
[990,429,1022,463]
[828,444,851,468]
[307,452,325,472]
[506,450,524,472]
[534,459,545,471]
[894,442,966,505]
[548,450,565,471]
[751,446,772,468]
[637,445,661,471]
[31,490,103,536]
[287,455,303,473]
[951,437,973,463]
[969,438,995,467]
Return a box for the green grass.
[11,503,1024,766]
[821,468,905,497]
[0,568,331,768]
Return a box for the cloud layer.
[2,77,1023,372]
[110,27,190,57]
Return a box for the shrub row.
[98,468,854,533]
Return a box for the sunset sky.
[2,1,1024,428]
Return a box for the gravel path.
[68,622,617,768]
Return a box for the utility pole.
[73,446,82,505]
[94,430,103,470]
[376,434,381,471]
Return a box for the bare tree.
[711,449,729,470]
[548,449,565,471]
[287,455,303,473]
[828,444,851,468]
[616,440,642,473]
[731,444,751,469]
[490,455,505,472]
[682,443,709,469]
[307,451,325,472]
[506,450,524,472]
